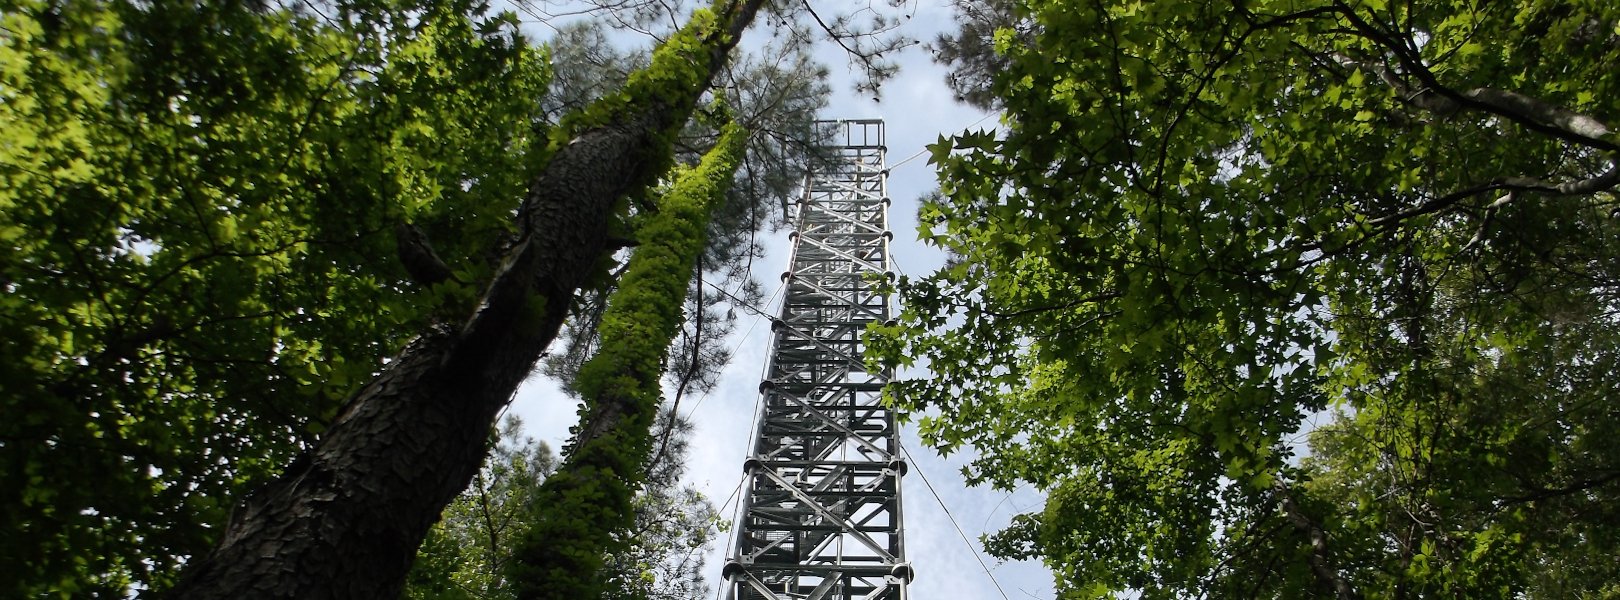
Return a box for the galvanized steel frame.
[724,120,910,600]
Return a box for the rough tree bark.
[166,1,764,597]
[507,123,751,599]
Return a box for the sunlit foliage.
[880,0,1620,596]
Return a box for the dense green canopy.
[2,1,549,593]
[881,0,1620,597]
[1,0,847,592]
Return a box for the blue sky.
[508,2,1058,597]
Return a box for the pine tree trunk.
[166,1,762,595]
[508,124,751,599]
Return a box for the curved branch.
[650,258,706,473]
[1368,161,1620,228]
[796,0,910,93]
[1498,469,1620,508]
[1329,2,1619,154]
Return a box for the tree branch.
[650,259,706,473]
[1498,469,1620,508]
[1367,161,1620,229]
[1329,2,1619,154]
[982,290,1122,319]
[1273,479,1359,600]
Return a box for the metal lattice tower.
[724,120,910,600]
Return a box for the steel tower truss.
[724,120,910,600]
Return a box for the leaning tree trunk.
[507,123,751,599]
[166,1,764,597]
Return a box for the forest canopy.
[11,0,1620,597]
[3,1,553,592]
[0,0,820,595]
[881,0,1620,597]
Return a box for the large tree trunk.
[508,123,751,599]
[167,2,762,597]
